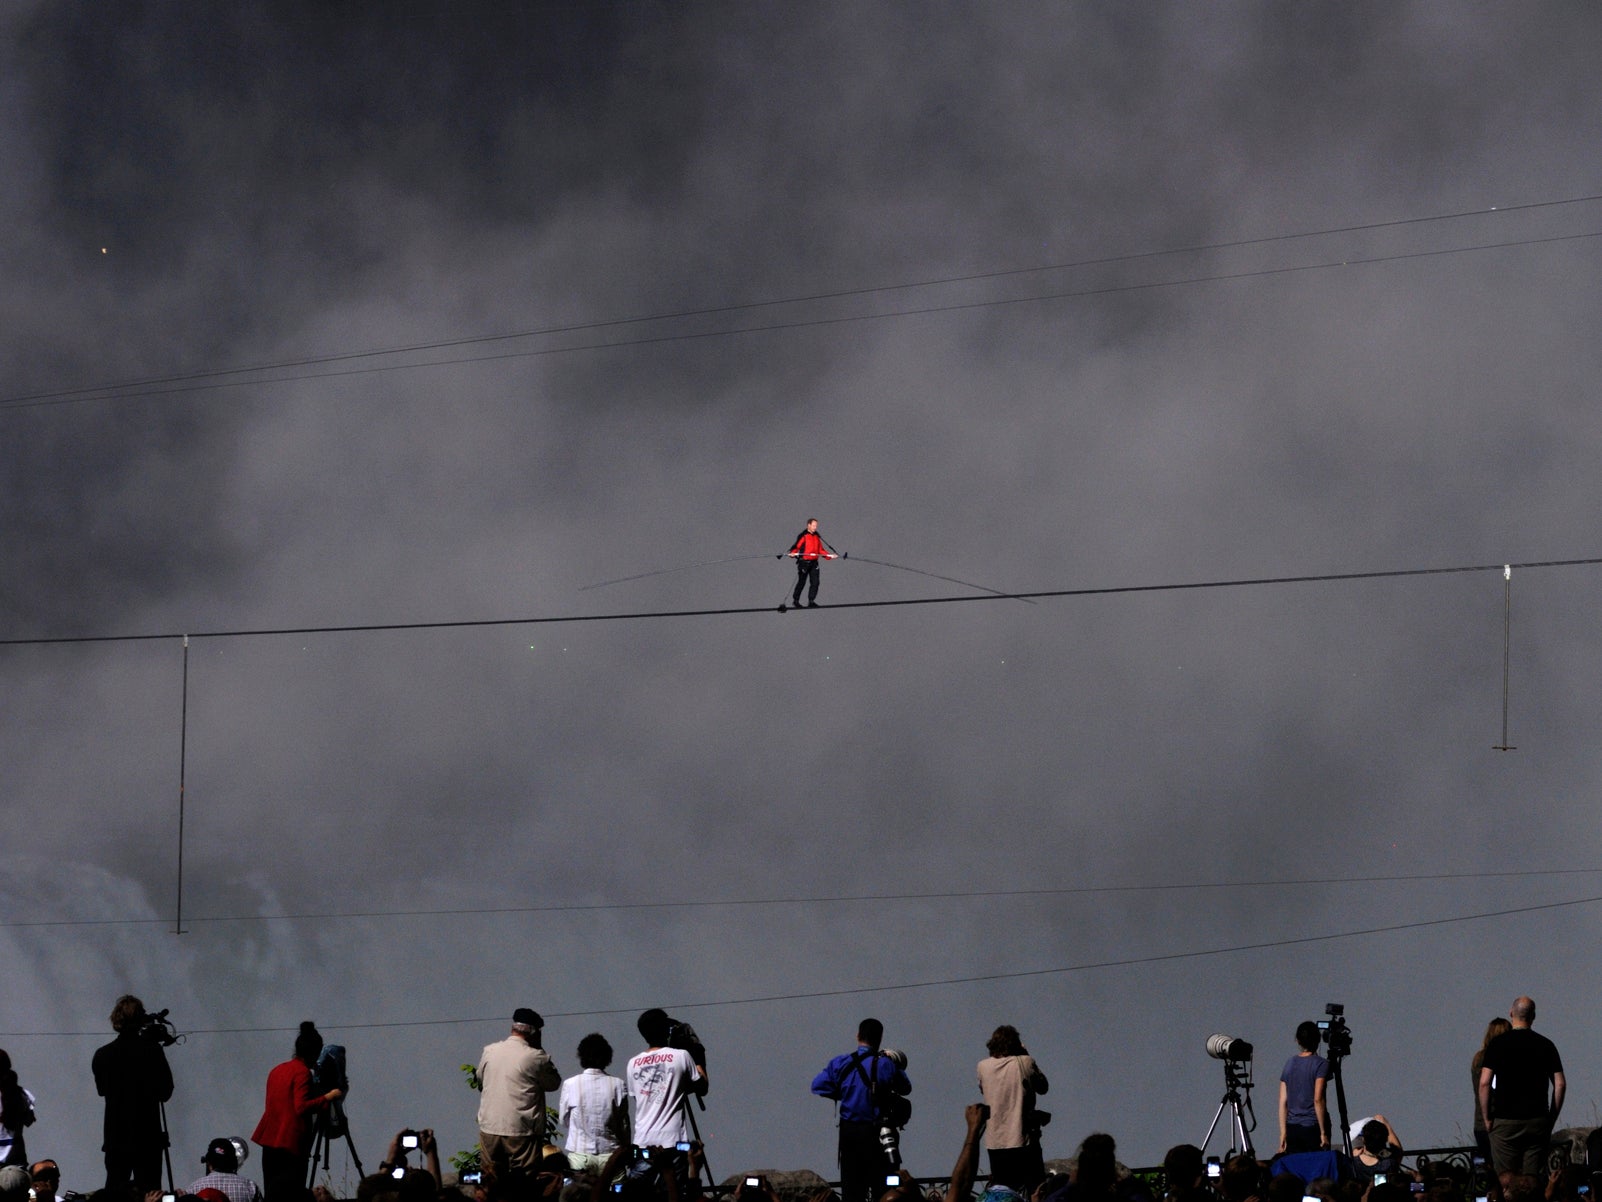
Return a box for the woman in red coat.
[252,1022,343,1202]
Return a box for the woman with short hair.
[1277,1022,1329,1154]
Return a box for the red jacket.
[788,531,836,561]
[251,1058,328,1154]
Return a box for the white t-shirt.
[626,1047,702,1147]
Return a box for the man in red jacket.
[787,519,838,608]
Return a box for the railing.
[793,1140,1582,1202]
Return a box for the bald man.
[1477,996,1564,1175]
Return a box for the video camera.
[138,1009,182,1047]
[664,1018,706,1070]
[312,1045,350,1137]
[1317,1004,1352,1058]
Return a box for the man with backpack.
[811,1019,912,1202]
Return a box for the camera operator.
[626,1010,707,1152]
[810,1019,910,1202]
[977,1025,1049,1196]
[251,1022,344,1202]
[476,1007,562,1198]
[91,995,174,1193]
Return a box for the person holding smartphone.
[1350,1117,1403,1186]
[374,1130,440,1191]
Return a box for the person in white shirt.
[625,1009,707,1150]
[559,1034,630,1176]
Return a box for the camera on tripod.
[1317,1004,1352,1058]
[664,1019,706,1068]
[1201,1034,1257,1158]
[1314,1004,1357,1157]
[1205,1035,1253,1063]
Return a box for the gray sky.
[4,1,1602,1191]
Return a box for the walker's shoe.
[807,602,821,608]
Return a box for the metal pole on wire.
[175,634,190,933]
[1494,567,1516,752]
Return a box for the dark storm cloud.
[0,410,245,633]
[3,2,700,632]
[16,3,698,270]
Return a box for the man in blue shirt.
[811,1020,912,1202]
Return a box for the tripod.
[685,1101,715,1191]
[1328,1051,1352,1158]
[307,1102,365,1189]
[159,1101,176,1192]
[1201,1059,1256,1160]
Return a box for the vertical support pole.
[175,634,190,933]
[1493,567,1516,752]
